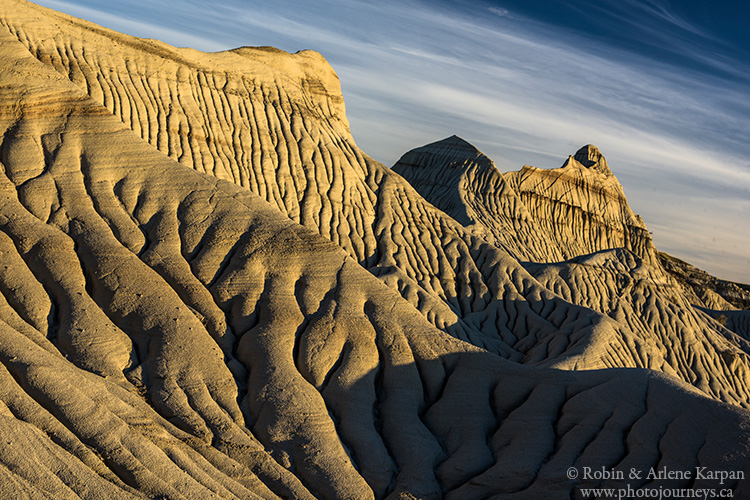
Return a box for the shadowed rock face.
[658,252,750,340]
[524,249,750,406]
[393,137,652,263]
[659,252,750,311]
[0,1,750,499]
[391,135,562,263]
[394,136,750,407]
[574,144,613,176]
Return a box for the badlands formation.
[0,1,749,499]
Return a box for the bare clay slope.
[657,252,750,339]
[506,144,656,262]
[0,0,682,381]
[6,0,750,408]
[394,137,750,407]
[389,135,562,263]
[525,250,750,406]
[1,22,750,500]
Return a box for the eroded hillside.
[0,0,679,379]
[390,135,563,263]
[393,136,654,263]
[394,136,750,407]
[659,252,750,310]
[1,1,750,499]
[5,0,750,412]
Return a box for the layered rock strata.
[393,136,654,263]
[659,252,750,310]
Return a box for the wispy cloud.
[637,0,719,40]
[33,0,228,50]
[488,6,512,18]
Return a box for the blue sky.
[32,0,750,283]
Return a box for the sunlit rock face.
[505,144,655,263]
[0,1,749,499]
[391,135,562,263]
[1,0,668,372]
[393,137,654,264]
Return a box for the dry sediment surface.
[6,0,749,408]
[0,1,749,499]
[0,0,678,376]
[395,136,750,407]
[393,136,654,264]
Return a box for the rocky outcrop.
[659,252,750,310]
[525,248,750,405]
[391,135,564,263]
[0,0,378,265]
[5,0,750,405]
[505,144,656,262]
[394,138,655,264]
[394,136,750,406]
[0,35,748,498]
